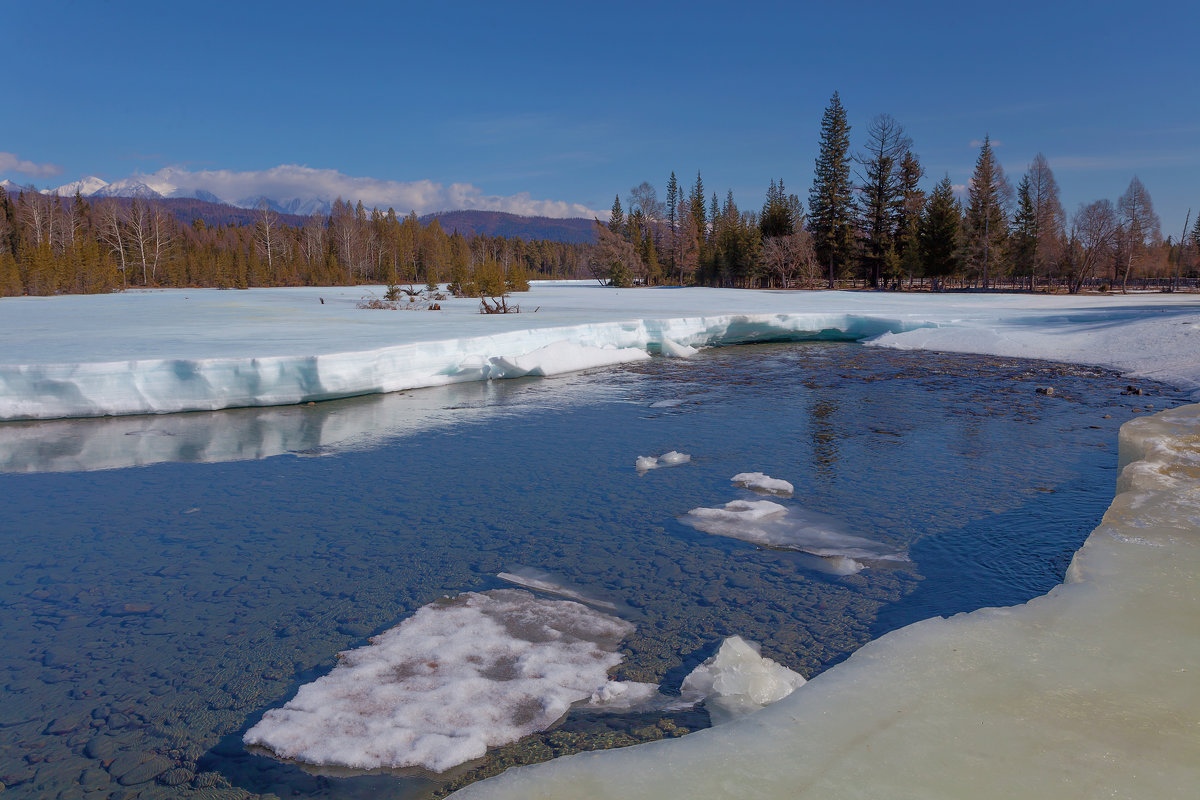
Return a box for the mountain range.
[0,177,598,244]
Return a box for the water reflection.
[0,376,620,474]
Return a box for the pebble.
[158,767,193,786]
[83,736,119,761]
[115,754,173,786]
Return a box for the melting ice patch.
[243,589,637,773]
[680,636,807,726]
[680,499,903,563]
[636,451,692,472]
[496,568,617,610]
[731,472,794,496]
[659,338,699,358]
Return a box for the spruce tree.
[608,195,624,235]
[920,175,961,290]
[1010,175,1038,286]
[856,114,910,287]
[895,151,925,284]
[965,135,1011,288]
[1191,212,1200,249]
[808,92,854,287]
[760,179,794,238]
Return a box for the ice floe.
[243,589,636,773]
[731,471,794,496]
[680,498,904,562]
[635,450,691,472]
[679,636,807,725]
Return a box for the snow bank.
[635,450,691,472]
[679,636,807,726]
[244,589,636,773]
[731,471,794,496]
[9,284,1197,421]
[448,401,1200,799]
[681,498,904,562]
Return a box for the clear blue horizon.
[4,0,1198,236]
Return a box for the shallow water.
[0,343,1184,799]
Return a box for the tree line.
[594,92,1199,293]
[0,191,590,297]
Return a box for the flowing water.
[0,343,1184,799]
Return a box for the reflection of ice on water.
[0,374,621,474]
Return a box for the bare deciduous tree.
[1117,176,1161,292]
[1067,199,1119,293]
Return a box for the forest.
[0,193,588,297]
[597,93,1199,293]
[2,91,1197,298]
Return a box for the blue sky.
[4,0,1197,235]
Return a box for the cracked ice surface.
[7,282,1199,420]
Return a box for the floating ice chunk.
[731,472,795,496]
[681,499,904,562]
[586,680,664,711]
[659,338,698,358]
[635,450,692,471]
[497,567,617,610]
[243,589,634,773]
[679,636,806,726]
[489,341,649,379]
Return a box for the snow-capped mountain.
[49,175,111,196]
[3,164,602,221]
[91,178,163,200]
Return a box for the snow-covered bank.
[450,402,1200,799]
[3,284,1197,420]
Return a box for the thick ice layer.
[679,636,807,726]
[448,403,1200,799]
[5,285,1197,420]
[681,499,904,561]
[243,589,635,774]
[731,471,794,496]
[635,450,691,472]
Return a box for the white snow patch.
[679,636,807,726]
[681,499,904,561]
[243,589,634,773]
[731,472,794,496]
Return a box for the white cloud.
[969,139,1003,149]
[135,164,603,219]
[0,152,62,178]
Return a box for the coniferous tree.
[964,135,1011,288]
[760,179,794,238]
[856,114,911,288]
[808,91,854,287]
[920,175,961,290]
[665,171,679,277]
[1011,175,1038,286]
[609,195,624,235]
[895,151,925,285]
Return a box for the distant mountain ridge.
[420,210,597,243]
[1,177,597,244]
